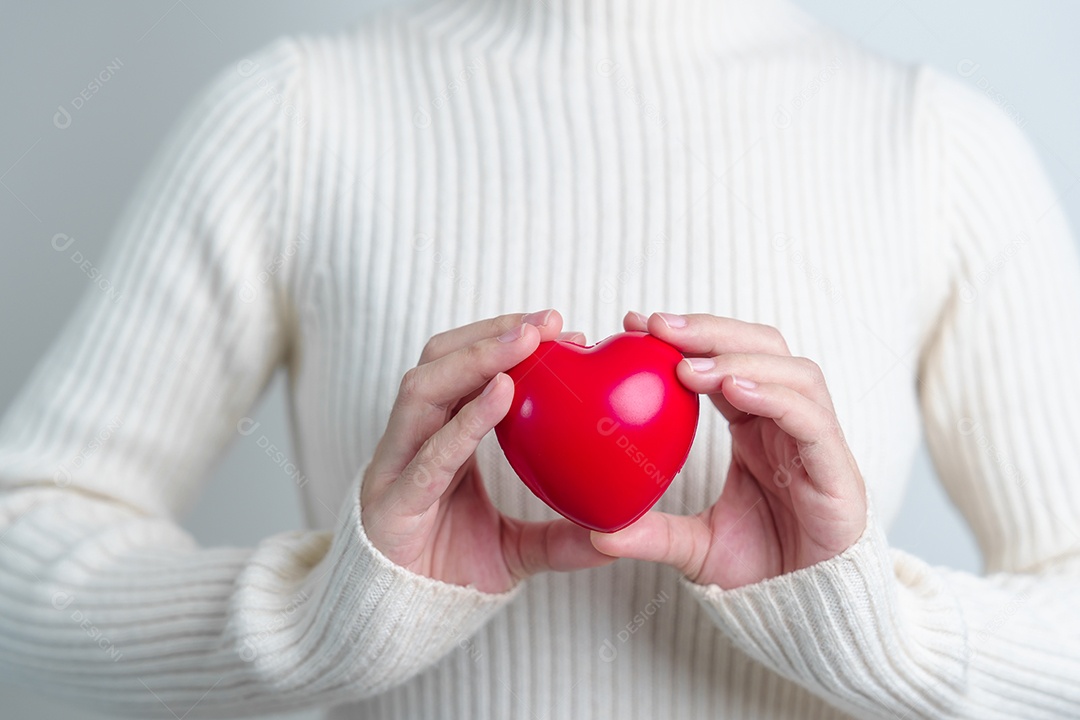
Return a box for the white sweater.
[3,0,1080,717]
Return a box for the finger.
[589,510,714,581]
[557,330,587,344]
[409,323,544,409]
[451,330,583,412]
[383,373,513,516]
[419,309,563,364]
[720,375,855,498]
[622,310,649,332]
[501,517,615,580]
[378,323,541,474]
[643,312,791,357]
[677,353,834,422]
[453,325,584,414]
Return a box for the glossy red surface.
[495,331,699,532]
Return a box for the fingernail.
[657,312,687,328]
[498,323,526,343]
[684,357,716,372]
[731,375,758,390]
[523,309,554,327]
[629,310,649,326]
[481,375,500,396]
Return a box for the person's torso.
[270,3,944,716]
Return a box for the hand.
[361,310,610,594]
[590,311,867,589]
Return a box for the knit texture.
[2,0,1080,717]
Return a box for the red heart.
[495,331,699,532]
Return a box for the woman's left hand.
[590,311,868,589]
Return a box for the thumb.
[502,518,616,581]
[590,511,712,580]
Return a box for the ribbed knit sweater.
[3,0,1080,717]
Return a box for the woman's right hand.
[360,310,613,593]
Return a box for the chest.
[285,61,928,528]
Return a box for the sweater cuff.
[682,499,970,718]
[235,472,519,698]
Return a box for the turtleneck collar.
[408,0,818,56]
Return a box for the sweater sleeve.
[0,38,516,718]
[680,66,1080,719]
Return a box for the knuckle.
[513,525,544,579]
[419,335,444,364]
[491,313,528,339]
[408,442,445,490]
[415,432,444,466]
[420,412,482,469]
[410,460,438,489]
[454,400,491,442]
[756,324,788,352]
[463,339,489,366]
[715,352,747,372]
[796,356,824,383]
[398,367,425,402]
[682,522,708,580]
[398,451,435,492]
[464,339,505,378]
[814,414,843,444]
[502,312,529,328]
[830,419,846,442]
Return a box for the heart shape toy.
[495,331,699,532]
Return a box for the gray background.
[1,1,1077,718]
